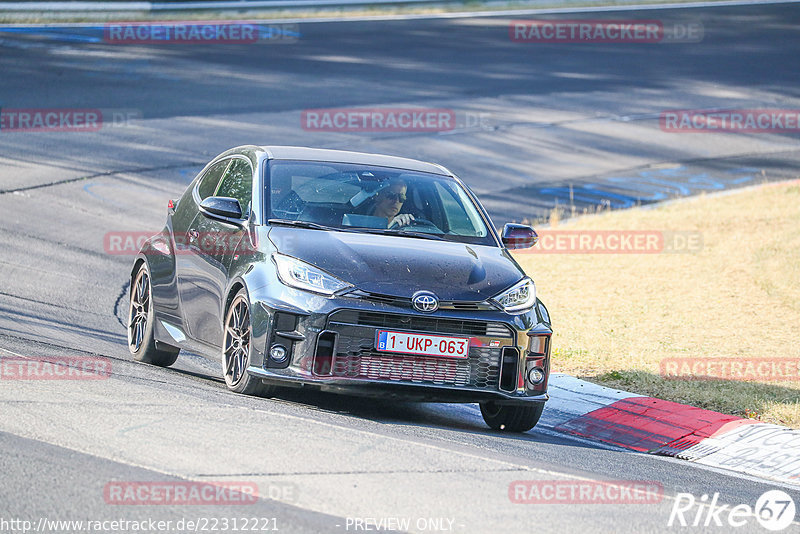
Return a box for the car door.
[179,157,253,346]
[172,158,230,327]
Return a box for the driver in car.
[370,178,415,228]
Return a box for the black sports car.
[127,146,552,431]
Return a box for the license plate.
[375,330,470,359]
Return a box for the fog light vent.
[313,331,337,376]
[499,346,519,392]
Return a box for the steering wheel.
[394,217,439,230]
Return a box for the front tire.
[222,289,275,397]
[480,401,544,432]
[128,263,179,367]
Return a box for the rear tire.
[128,263,180,367]
[222,289,275,397]
[480,401,544,432]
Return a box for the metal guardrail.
[0,0,785,13]
[0,0,459,11]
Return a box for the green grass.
[514,179,800,427]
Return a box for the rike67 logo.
[669,490,796,531]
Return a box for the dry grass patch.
[514,180,800,427]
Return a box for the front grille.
[345,290,496,311]
[440,300,496,311]
[334,352,472,386]
[325,313,512,389]
[331,347,501,389]
[329,310,513,338]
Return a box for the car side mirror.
[200,196,243,221]
[501,223,538,249]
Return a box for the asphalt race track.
[1,2,799,532]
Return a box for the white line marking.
[0,345,25,357]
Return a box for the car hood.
[267,227,525,301]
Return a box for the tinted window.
[267,160,493,245]
[197,159,230,200]
[434,181,485,236]
[215,158,253,216]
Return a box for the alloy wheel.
[128,268,151,352]
[224,295,251,386]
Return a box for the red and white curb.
[543,373,800,486]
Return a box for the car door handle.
[188,229,199,241]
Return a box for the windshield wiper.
[268,219,338,231]
[391,230,445,241]
[268,219,445,240]
[359,228,446,241]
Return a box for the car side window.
[432,181,472,235]
[197,160,231,200]
[215,158,253,217]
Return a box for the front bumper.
[246,287,551,405]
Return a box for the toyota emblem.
[412,291,439,313]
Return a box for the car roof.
[258,146,452,176]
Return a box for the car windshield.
[265,160,494,245]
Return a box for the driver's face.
[374,184,407,218]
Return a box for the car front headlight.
[492,278,536,313]
[272,253,352,296]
